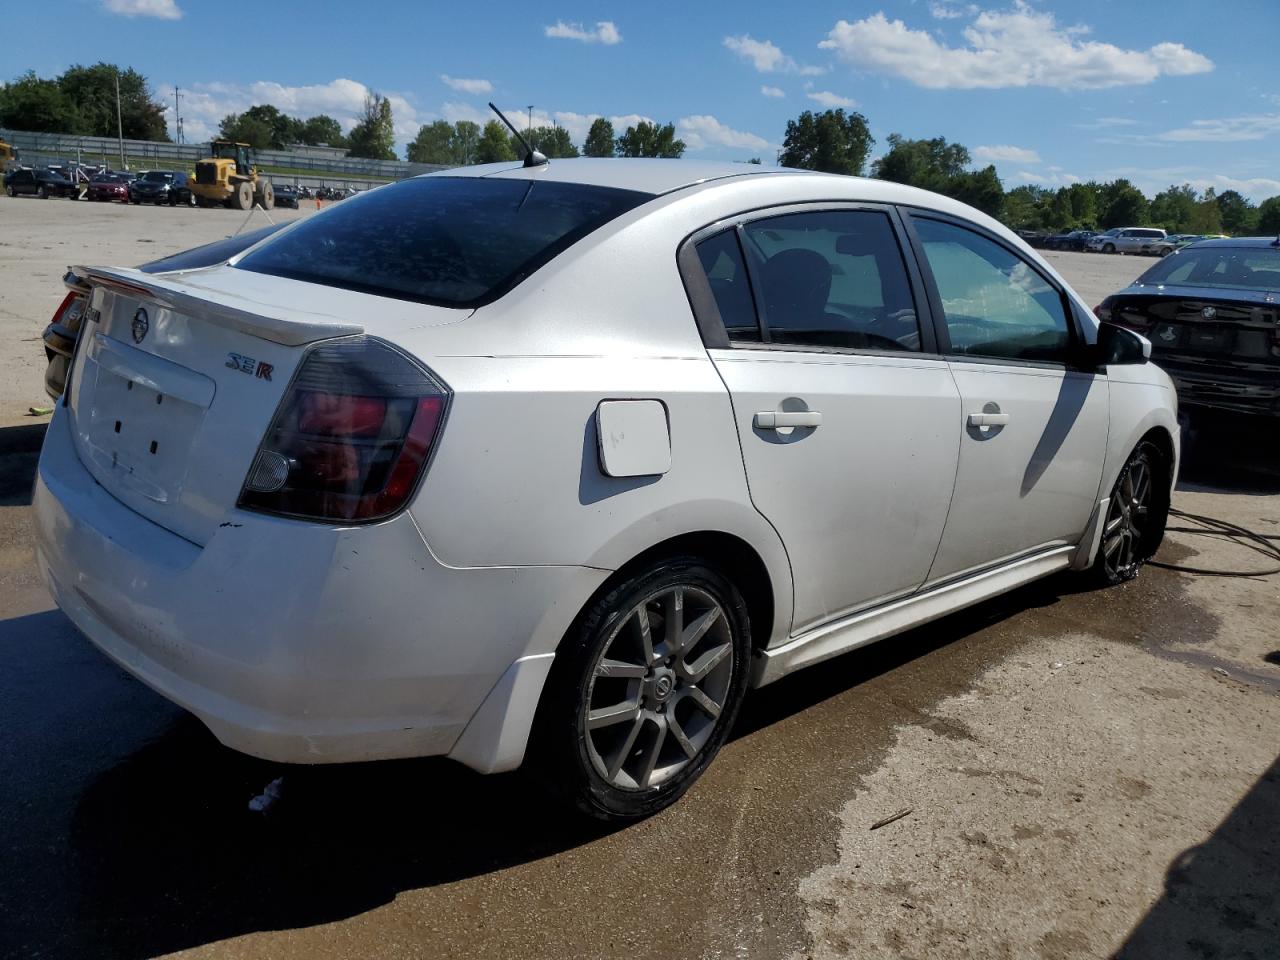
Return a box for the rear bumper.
[1162,365,1280,417]
[34,407,606,769]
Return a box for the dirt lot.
[0,195,1277,960]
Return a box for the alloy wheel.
[1102,451,1152,580]
[583,585,735,791]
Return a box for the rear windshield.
[234,176,650,308]
[1137,246,1280,291]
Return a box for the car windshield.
[143,171,171,183]
[1137,246,1280,291]
[235,177,651,308]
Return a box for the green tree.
[1149,184,1198,232]
[57,63,169,140]
[1188,187,1223,234]
[0,71,77,133]
[514,125,578,159]
[347,93,396,160]
[583,117,615,157]
[298,114,345,147]
[1063,182,1100,228]
[616,121,685,158]
[778,109,873,176]
[217,113,273,149]
[1215,189,1257,235]
[1256,196,1280,235]
[873,134,970,190]
[407,119,454,163]
[475,119,516,163]
[1099,179,1149,229]
[1002,185,1052,230]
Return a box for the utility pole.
[115,70,125,169]
[527,105,534,132]
[173,85,183,144]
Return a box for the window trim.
[677,200,940,358]
[899,207,1090,371]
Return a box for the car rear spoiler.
[74,265,364,347]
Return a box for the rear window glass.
[234,176,650,308]
[1138,247,1280,291]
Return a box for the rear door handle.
[967,412,1010,427]
[755,410,822,429]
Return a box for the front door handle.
[968,412,1010,427]
[755,410,822,429]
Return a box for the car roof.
[1188,236,1280,249]
[422,157,807,196]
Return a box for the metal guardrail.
[0,128,448,180]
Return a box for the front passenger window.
[914,218,1071,363]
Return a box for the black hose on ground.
[1147,507,1280,578]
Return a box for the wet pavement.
[2,414,1278,959]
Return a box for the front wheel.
[532,558,752,821]
[37,185,48,199]
[1093,441,1168,585]
[1103,243,1116,254]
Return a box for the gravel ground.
[0,194,1277,960]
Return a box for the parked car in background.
[34,161,1178,821]
[1088,227,1166,255]
[86,173,132,203]
[273,183,300,208]
[1016,228,1050,248]
[129,170,195,206]
[1044,230,1097,252]
[5,168,77,198]
[1096,237,1280,418]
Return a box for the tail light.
[238,337,449,523]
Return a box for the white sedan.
[34,159,1178,820]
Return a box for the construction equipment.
[0,137,19,170]
[190,140,274,210]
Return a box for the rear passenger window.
[914,217,1071,363]
[739,210,921,351]
[695,230,760,342]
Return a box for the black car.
[1045,229,1097,252]
[1096,238,1280,418]
[4,168,77,199]
[273,183,300,208]
[128,169,196,206]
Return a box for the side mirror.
[1096,322,1150,365]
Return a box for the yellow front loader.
[190,140,274,210]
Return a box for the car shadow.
[0,420,47,506]
[1114,755,1280,958]
[1177,411,1280,495]
[5,569,1084,959]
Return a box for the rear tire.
[531,557,752,821]
[1092,441,1168,585]
[256,181,274,209]
[232,181,253,211]
[37,185,48,199]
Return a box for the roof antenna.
[489,102,548,168]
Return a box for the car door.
[12,170,34,195]
[682,205,962,634]
[904,213,1108,585]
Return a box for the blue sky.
[15,0,1280,200]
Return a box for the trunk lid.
[64,264,465,545]
[1110,286,1280,370]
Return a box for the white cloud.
[819,6,1213,90]
[103,0,181,18]
[1156,114,1280,142]
[544,20,621,44]
[677,115,773,152]
[440,75,492,96]
[929,2,978,19]
[761,85,786,98]
[1013,170,1079,186]
[973,144,1041,164]
[723,35,825,75]
[806,90,858,109]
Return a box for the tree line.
[4,63,1279,233]
[405,116,686,164]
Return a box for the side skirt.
[751,545,1076,687]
